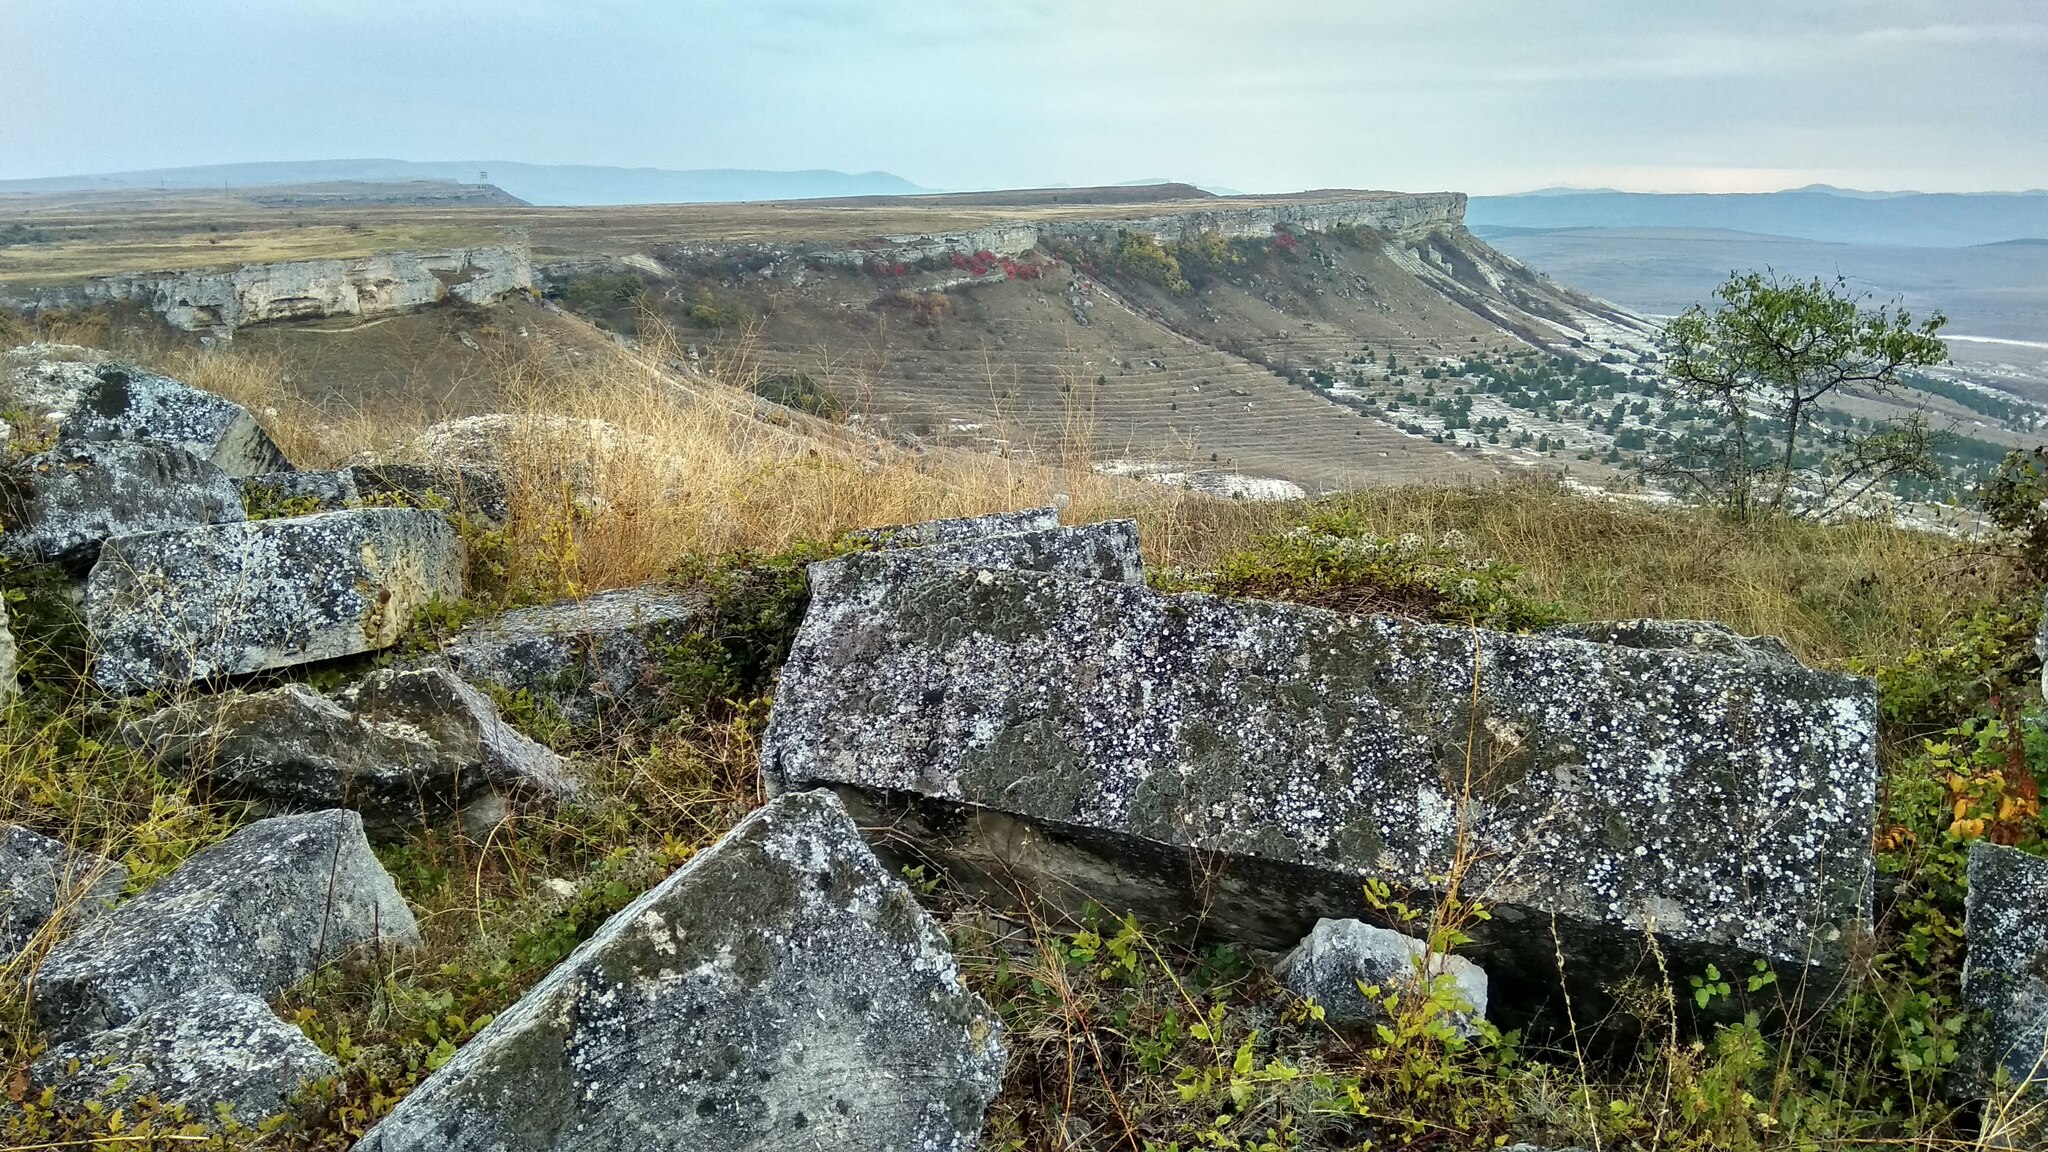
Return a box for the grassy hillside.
[2,308,2043,1148]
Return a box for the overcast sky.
[2,0,2042,194]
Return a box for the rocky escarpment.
[0,244,532,335]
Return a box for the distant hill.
[0,160,933,207]
[1469,188,2048,247]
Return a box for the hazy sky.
[3,0,2043,194]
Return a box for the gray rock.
[0,825,126,964]
[846,505,1060,548]
[85,506,465,692]
[33,809,420,1040]
[1545,619,1802,672]
[1963,842,2048,1099]
[2037,591,2047,698]
[440,585,705,730]
[32,989,336,1124]
[763,553,1880,1029]
[1275,918,1488,1037]
[350,461,511,526]
[0,342,107,423]
[57,362,291,477]
[237,468,359,515]
[125,666,577,840]
[353,789,1003,1152]
[1,440,245,566]
[823,520,1145,588]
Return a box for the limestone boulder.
[440,585,705,730]
[825,520,1144,588]
[1275,918,1488,1037]
[353,789,1003,1152]
[0,825,126,964]
[237,468,358,515]
[846,505,1059,548]
[0,342,108,424]
[1,440,245,567]
[125,666,577,840]
[763,551,1881,1030]
[85,506,464,692]
[350,461,511,526]
[57,362,291,477]
[1962,841,2048,1099]
[33,809,420,1040]
[32,989,336,1123]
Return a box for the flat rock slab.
[238,469,359,514]
[0,825,126,964]
[58,362,291,477]
[847,506,1060,548]
[440,585,706,730]
[351,462,511,526]
[764,555,1880,1025]
[1963,841,2048,1099]
[85,506,464,692]
[822,520,1144,591]
[34,809,420,1040]
[354,789,1003,1152]
[1545,619,1802,672]
[126,666,576,839]
[33,989,337,1124]
[1,440,244,567]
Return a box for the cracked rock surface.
[354,789,1003,1152]
[126,666,577,840]
[57,361,291,478]
[85,506,464,692]
[33,989,337,1123]
[0,825,126,965]
[33,809,419,1041]
[1,440,245,567]
[764,552,1880,1026]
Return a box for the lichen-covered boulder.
[33,809,420,1040]
[237,468,359,515]
[763,553,1880,1029]
[58,362,291,477]
[353,789,1003,1152]
[1962,841,2048,1099]
[1545,619,1801,672]
[32,989,337,1123]
[85,506,464,692]
[1,440,245,566]
[440,585,705,730]
[125,666,577,840]
[350,461,511,525]
[0,342,109,424]
[1275,918,1488,1037]
[0,825,126,964]
[825,520,1144,588]
[847,505,1060,548]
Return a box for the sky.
[2,0,2043,195]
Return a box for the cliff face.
[1,246,532,334]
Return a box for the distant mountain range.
[0,160,933,207]
[1469,187,2048,247]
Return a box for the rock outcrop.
[126,666,577,839]
[350,461,512,526]
[85,506,464,692]
[1275,918,1488,1037]
[1545,619,1802,672]
[0,246,533,334]
[822,520,1144,590]
[847,506,1061,548]
[33,809,419,1040]
[354,789,1003,1152]
[763,549,1880,1027]
[57,362,291,477]
[33,989,337,1122]
[440,585,705,730]
[0,825,126,964]
[1962,841,2048,1099]
[1,440,245,566]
